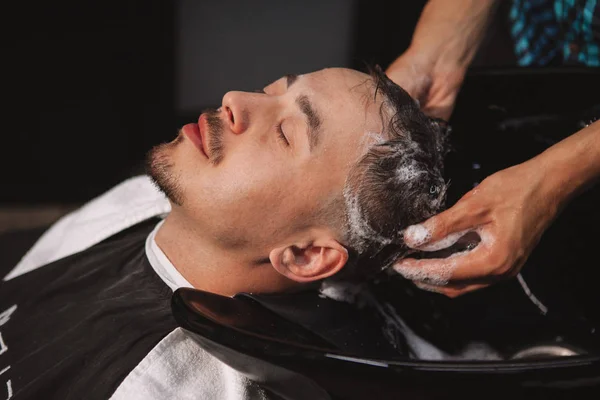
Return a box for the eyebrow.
[296,95,321,151]
[285,74,321,151]
[285,74,298,88]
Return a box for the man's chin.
[146,142,185,206]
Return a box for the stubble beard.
[146,134,185,206]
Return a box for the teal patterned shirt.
[509,0,599,66]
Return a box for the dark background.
[3,1,175,205]
[2,0,520,207]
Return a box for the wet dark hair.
[333,66,450,282]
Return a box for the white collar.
[145,220,194,291]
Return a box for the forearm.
[535,120,600,212]
[408,0,500,68]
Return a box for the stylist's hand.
[385,0,500,120]
[386,48,466,121]
[393,159,560,297]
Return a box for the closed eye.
[277,122,290,146]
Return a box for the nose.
[221,91,255,135]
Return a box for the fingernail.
[404,224,431,247]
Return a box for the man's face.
[149,68,384,254]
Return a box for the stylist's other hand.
[393,159,559,297]
[386,49,465,121]
[385,0,500,120]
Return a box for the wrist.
[510,157,563,226]
[403,44,469,81]
[407,40,472,74]
[408,0,499,71]
[531,156,567,220]
[535,121,600,210]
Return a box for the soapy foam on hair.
[343,186,393,253]
[395,160,426,184]
[342,131,441,254]
[361,131,386,150]
[342,130,395,252]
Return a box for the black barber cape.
[0,218,178,400]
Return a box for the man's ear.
[269,238,349,283]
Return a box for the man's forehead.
[268,68,386,139]
[301,69,381,111]
[311,69,385,134]
[299,68,374,94]
[268,68,373,95]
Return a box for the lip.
[181,116,208,158]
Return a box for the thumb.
[403,200,482,250]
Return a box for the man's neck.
[154,214,298,297]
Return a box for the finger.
[414,281,489,298]
[418,229,471,252]
[412,281,446,294]
[422,104,453,121]
[424,89,458,121]
[393,246,493,285]
[403,197,485,249]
